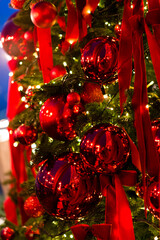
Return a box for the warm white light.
[21,96,26,102]
[13,142,18,147]
[63,61,67,67]
[19,61,23,65]
[18,86,23,91]
[154,237,158,240]
[9,72,13,77]
[36,48,39,51]
[70,235,73,239]
[36,85,41,89]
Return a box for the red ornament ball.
[50,65,67,80]
[80,123,130,174]
[30,2,57,28]
[8,58,18,71]
[147,181,160,219]
[24,196,44,218]
[67,92,81,106]
[114,24,122,39]
[81,36,118,83]
[81,82,104,104]
[35,153,101,220]
[23,31,33,41]
[10,0,26,9]
[25,226,40,240]
[135,175,152,199]
[39,97,76,140]
[152,119,160,155]
[13,124,38,145]
[1,227,14,240]
[1,16,35,57]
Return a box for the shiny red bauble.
[67,92,81,106]
[30,2,57,28]
[114,24,122,39]
[10,0,26,9]
[81,36,118,83]
[1,16,34,57]
[35,153,101,220]
[0,227,15,240]
[152,119,160,155]
[81,82,104,104]
[80,123,130,174]
[13,124,38,145]
[39,97,76,140]
[147,181,160,219]
[135,175,151,199]
[24,196,44,218]
[50,65,67,80]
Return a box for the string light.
[9,72,13,77]
[70,235,73,238]
[36,85,41,89]
[63,61,67,67]
[18,86,23,91]
[21,96,26,102]
[13,142,19,147]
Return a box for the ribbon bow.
[71,223,112,240]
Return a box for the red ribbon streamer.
[118,0,160,180]
[71,224,112,240]
[65,0,79,44]
[118,0,132,113]
[75,0,88,41]
[100,170,136,240]
[37,27,54,83]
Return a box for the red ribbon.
[118,0,160,180]
[65,0,79,44]
[36,27,54,83]
[100,170,136,240]
[75,0,88,41]
[71,224,112,240]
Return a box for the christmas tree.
[0,0,160,239]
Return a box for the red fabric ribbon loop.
[71,223,112,240]
[129,15,144,35]
[145,9,160,25]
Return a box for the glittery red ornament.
[10,0,26,9]
[25,226,40,240]
[135,175,152,199]
[81,82,104,103]
[8,58,19,71]
[67,92,81,106]
[81,37,118,83]
[1,227,14,240]
[24,196,44,218]
[13,124,38,145]
[80,123,130,174]
[114,24,122,39]
[35,153,101,220]
[30,2,57,28]
[23,31,33,41]
[39,97,76,140]
[1,16,35,57]
[147,181,160,219]
[152,119,160,155]
[50,65,67,80]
